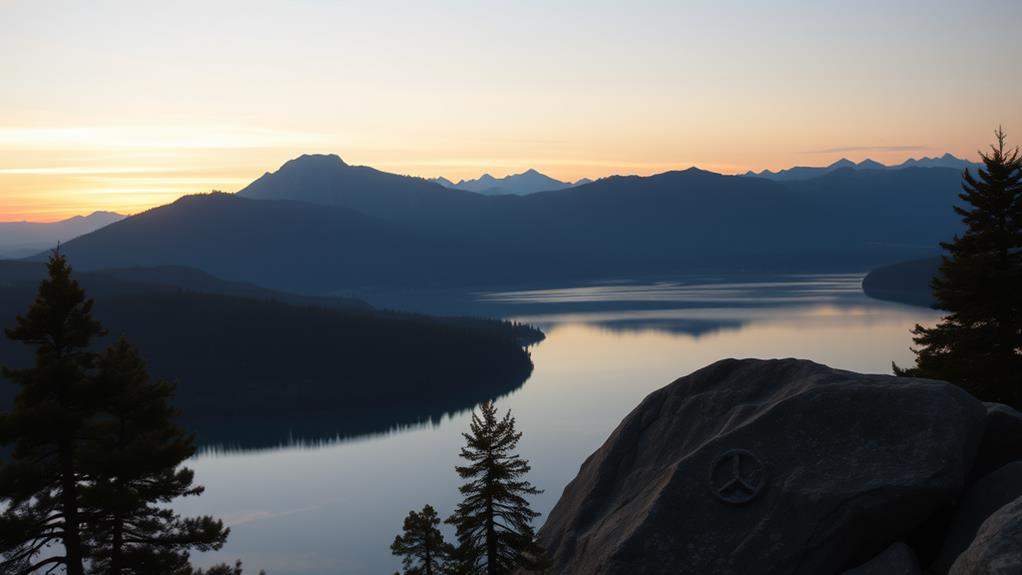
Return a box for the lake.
[177,273,942,574]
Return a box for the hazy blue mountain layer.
[53,155,966,292]
[431,168,589,195]
[0,211,123,258]
[745,153,980,181]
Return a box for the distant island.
[862,257,941,308]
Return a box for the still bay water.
[177,274,941,574]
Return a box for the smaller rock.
[949,495,1022,574]
[931,462,1022,574]
[970,403,1022,479]
[842,542,920,575]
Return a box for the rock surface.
[949,495,1022,575]
[841,542,920,575]
[932,462,1022,574]
[536,358,987,575]
[971,403,1022,480]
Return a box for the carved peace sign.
[709,449,767,504]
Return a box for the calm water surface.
[177,274,941,574]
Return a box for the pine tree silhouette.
[446,401,547,575]
[0,250,105,575]
[82,338,229,574]
[896,128,1022,406]
[0,251,236,575]
[392,504,454,575]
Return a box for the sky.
[2,0,1021,221]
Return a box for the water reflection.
[189,383,535,455]
[178,275,943,574]
[192,274,877,452]
[481,273,863,306]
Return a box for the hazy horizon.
[0,149,987,223]
[3,0,1021,220]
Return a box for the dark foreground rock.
[841,542,920,575]
[971,404,1022,480]
[949,495,1022,575]
[536,358,988,575]
[932,463,1022,574]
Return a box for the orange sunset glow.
[4,1,1020,221]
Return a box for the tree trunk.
[111,420,128,575]
[59,440,85,575]
[424,543,433,575]
[486,494,497,575]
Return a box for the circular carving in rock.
[709,449,767,504]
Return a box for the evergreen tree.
[446,401,547,575]
[391,504,453,575]
[0,250,105,575]
[896,128,1022,406]
[82,338,229,574]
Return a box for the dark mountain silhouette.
[746,153,980,181]
[861,257,940,308]
[856,158,886,170]
[746,158,856,180]
[0,261,541,449]
[891,152,981,170]
[48,192,556,293]
[779,167,963,253]
[53,156,966,293]
[237,153,486,224]
[0,211,124,258]
[431,168,587,195]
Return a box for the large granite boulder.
[949,495,1022,574]
[931,462,1022,574]
[537,358,986,575]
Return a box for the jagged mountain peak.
[436,168,582,195]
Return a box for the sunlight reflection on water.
[479,274,864,304]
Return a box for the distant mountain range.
[745,153,981,181]
[51,153,968,293]
[0,211,124,258]
[431,169,592,195]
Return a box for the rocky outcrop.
[536,358,990,575]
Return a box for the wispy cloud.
[0,166,188,175]
[802,145,934,154]
[0,125,332,151]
